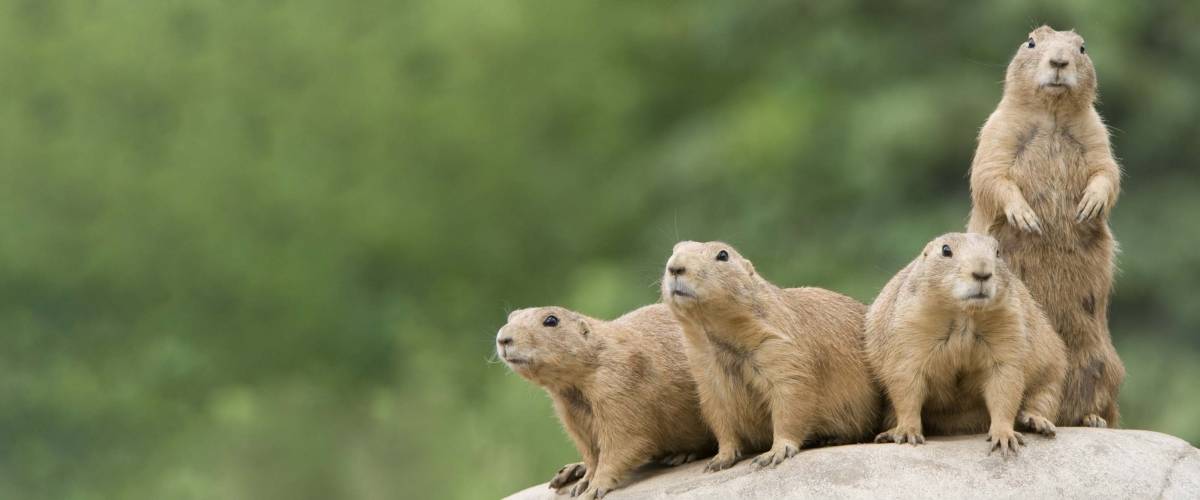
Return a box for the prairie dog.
[662,241,880,471]
[967,25,1124,427]
[497,304,713,499]
[866,233,1067,456]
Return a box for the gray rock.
[505,428,1199,499]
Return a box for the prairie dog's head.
[496,306,596,385]
[1005,26,1096,104]
[662,241,759,314]
[915,233,1010,311]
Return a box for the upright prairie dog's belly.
[1002,127,1100,246]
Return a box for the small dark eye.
[1026,38,1035,49]
[941,245,953,258]
[1080,44,1086,54]
[716,250,729,262]
[543,315,559,327]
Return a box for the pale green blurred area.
[0,1,1197,499]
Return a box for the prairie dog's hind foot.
[1081,413,1109,428]
[875,425,925,446]
[569,478,590,497]
[1017,411,1057,437]
[704,449,743,472]
[659,451,704,467]
[578,485,611,500]
[549,462,587,489]
[750,440,800,468]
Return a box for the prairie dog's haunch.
[967,25,1125,428]
[866,233,1067,456]
[662,241,880,472]
[497,305,714,499]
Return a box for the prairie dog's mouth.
[498,345,531,366]
[1038,74,1075,90]
[954,281,995,303]
[503,355,531,365]
[668,279,697,300]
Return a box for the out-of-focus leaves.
[0,1,1195,499]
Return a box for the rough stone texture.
[506,429,1199,499]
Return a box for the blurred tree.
[0,1,1195,498]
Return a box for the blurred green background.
[1,1,1197,498]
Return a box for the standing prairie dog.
[662,241,880,471]
[967,25,1125,427]
[496,304,714,499]
[867,233,1067,456]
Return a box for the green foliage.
[0,1,1196,499]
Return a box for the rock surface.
[506,429,1199,499]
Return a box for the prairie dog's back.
[865,261,916,353]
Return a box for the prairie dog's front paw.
[704,449,743,472]
[988,428,1025,457]
[875,424,925,445]
[549,462,587,489]
[1075,188,1108,222]
[1018,411,1057,437]
[751,440,800,468]
[659,451,703,466]
[1005,202,1042,234]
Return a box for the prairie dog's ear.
[742,259,756,276]
[577,319,591,337]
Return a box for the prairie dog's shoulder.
[782,286,866,316]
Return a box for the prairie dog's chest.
[925,317,990,389]
[1010,124,1090,201]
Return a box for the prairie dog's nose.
[1049,57,1069,69]
[497,335,513,346]
[972,271,993,282]
[666,254,686,276]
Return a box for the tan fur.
[967,26,1125,427]
[496,304,714,499]
[661,241,880,471]
[866,233,1068,456]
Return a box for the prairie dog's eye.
[543,315,559,327]
[1026,38,1035,49]
[1080,44,1086,54]
[996,248,1002,258]
[716,250,729,262]
[941,245,953,258]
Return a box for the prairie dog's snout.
[663,245,703,300]
[494,323,524,365]
[958,250,998,301]
[1039,38,1080,88]
[966,254,996,282]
